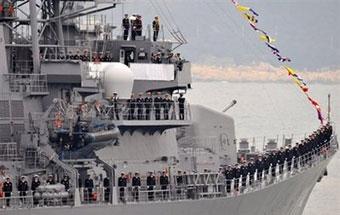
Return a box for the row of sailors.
[1,175,70,207]
[223,124,333,192]
[117,171,188,202]
[46,52,114,62]
[104,92,186,120]
[112,125,333,203]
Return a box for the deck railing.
[0,137,336,210]
[93,101,191,121]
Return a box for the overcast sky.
[110,0,340,71]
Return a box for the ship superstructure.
[0,1,337,215]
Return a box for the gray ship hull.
[6,156,331,215]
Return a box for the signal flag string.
[230,0,324,125]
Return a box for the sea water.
[188,82,340,215]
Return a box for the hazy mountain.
[112,0,340,71]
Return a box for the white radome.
[89,62,134,99]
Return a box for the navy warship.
[0,1,338,215]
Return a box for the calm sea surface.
[188,82,340,215]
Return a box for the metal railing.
[95,101,191,121]
[4,74,48,95]
[80,187,110,204]
[115,143,336,204]
[0,138,336,209]
[0,142,18,161]
[0,190,74,209]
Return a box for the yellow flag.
[259,34,276,43]
[284,66,296,76]
[237,5,250,12]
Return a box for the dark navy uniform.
[160,173,169,199]
[128,96,136,120]
[132,175,141,201]
[144,95,152,120]
[154,95,162,120]
[18,178,29,199]
[269,152,278,178]
[263,156,270,178]
[31,177,40,205]
[118,175,127,203]
[224,168,234,193]
[146,174,156,200]
[255,158,264,181]
[103,177,110,202]
[285,147,293,172]
[178,95,185,120]
[233,166,241,191]
[162,97,172,120]
[240,164,248,188]
[84,177,94,202]
[136,96,144,120]
[122,16,130,40]
[293,144,300,169]
[3,179,12,207]
[247,161,256,185]
[277,149,285,174]
[112,95,120,120]
[135,17,143,37]
[61,176,70,191]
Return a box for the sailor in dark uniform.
[128,94,136,120]
[298,141,306,167]
[132,172,141,201]
[178,93,185,120]
[154,92,162,120]
[233,164,241,192]
[269,151,278,178]
[247,158,256,186]
[3,177,12,207]
[285,145,293,172]
[46,174,55,185]
[130,15,137,40]
[31,175,41,205]
[162,94,171,120]
[61,175,70,204]
[146,172,156,201]
[293,143,300,170]
[255,155,263,182]
[84,175,94,203]
[240,163,248,190]
[103,177,110,202]
[122,14,130,40]
[152,16,160,42]
[160,171,169,200]
[118,173,127,203]
[61,175,70,191]
[18,176,29,204]
[277,147,285,175]
[263,155,270,179]
[135,15,143,37]
[112,92,120,120]
[224,165,234,193]
[144,92,152,120]
[176,171,184,199]
[136,93,144,120]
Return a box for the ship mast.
[29,0,40,73]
